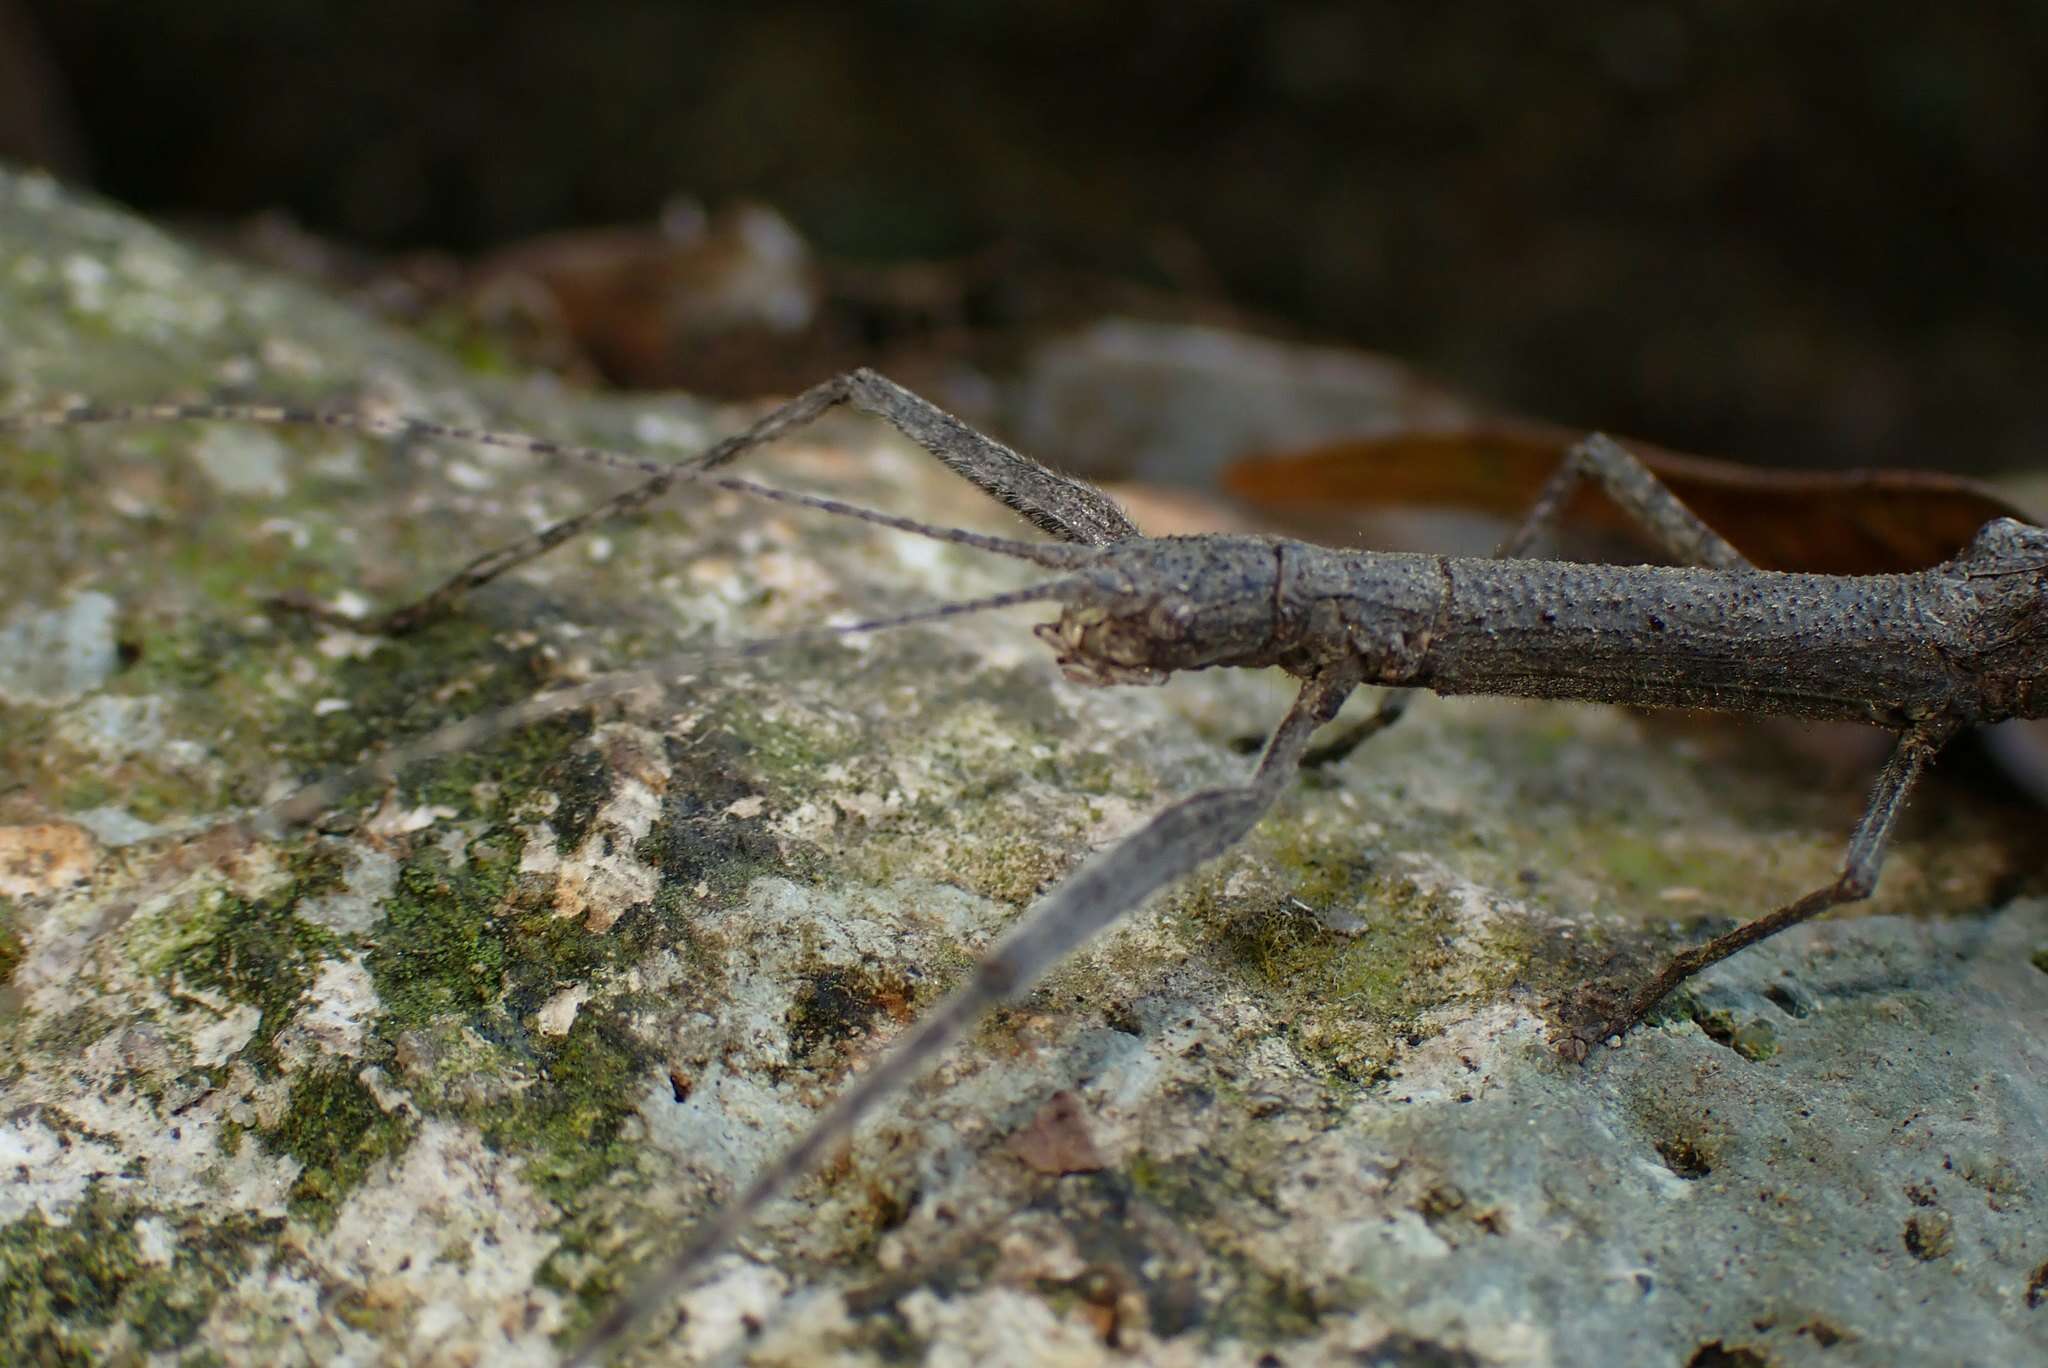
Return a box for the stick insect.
[8,369,2045,1362]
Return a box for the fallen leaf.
[1224,421,2035,573]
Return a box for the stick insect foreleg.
[308,368,1140,633]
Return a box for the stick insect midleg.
[7,370,2040,1361]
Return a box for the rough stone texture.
[0,168,2043,1367]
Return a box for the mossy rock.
[0,168,2042,1365]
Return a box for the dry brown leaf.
[1224,421,2035,573]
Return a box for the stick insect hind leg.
[1485,433,1957,1058]
[1561,715,1957,1059]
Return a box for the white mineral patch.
[672,1259,791,1362]
[294,846,399,936]
[291,1121,562,1367]
[534,982,589,1036]
[58,692,166,757]
[188,1001,264,1068]
[0,591,119,703]
[724,875,989,962]
[898,1285,1116,1368]
[0,1111,128,1222]
[258,335,328,380]
[639,1058,818,1189]
[69,806,165,846]
[275,956,379,1066]
[60,251,109,310]
[362,798,455,838]
[112,239,184,291]
[190,425,291,498]
[256,516,311,549]
[1377,1001,1534,1104]
[442,458,493,490]
[200,1253,373,1367]
[516,821,560,875]
[315,626,384,660]
[132,1214,178,1267]
[549,733,666,930]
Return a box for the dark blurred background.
[5,0,2045,473]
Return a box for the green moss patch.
[785,963,916,1067]
[1162,823,1469,1073]
[487,1010,663,1329]
[0,1185,281,1363]
[259,1066,418,1224]
[151,884,342,1066]
[0,901,23,988]
[368,845,521,1030]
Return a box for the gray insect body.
[1048,522,2048,727]
[1427,549,1987,723]
[1033,535,1411,685]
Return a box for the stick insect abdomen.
[1944,516,2048,720]
[1416,555,1970,725]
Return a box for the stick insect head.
[1033,534,1287,687]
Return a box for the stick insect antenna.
[258,578,1083,830]
[0,402,1099,572]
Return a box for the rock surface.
[0,168,2043,1366]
